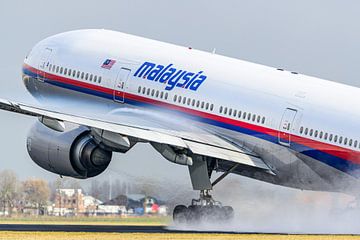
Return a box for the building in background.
[52,189,84,216]
[41,188,169,217]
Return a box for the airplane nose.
[23,74,36,93]
[22,69,42,99]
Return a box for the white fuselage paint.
[22,30,360,193]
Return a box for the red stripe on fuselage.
[23,64,360,164]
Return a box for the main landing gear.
[173,190,234,224]
[173,157,239,224]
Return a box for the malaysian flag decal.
[101,59,116,69]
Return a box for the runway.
[1,223,360,237]
[0,224,242,234]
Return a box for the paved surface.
[1,224,359,236]
[0,224,244,234]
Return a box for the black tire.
[173,205,188,224]
[187,205,201,223]
[199,206,214,222]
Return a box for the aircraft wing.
[0,98,270,171]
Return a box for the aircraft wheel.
[173,205,188,224]
[187,205,201,223]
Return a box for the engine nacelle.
[26,121,112,179]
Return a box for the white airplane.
[1,29,359,222]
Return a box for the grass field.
[0,216,170,226]
[0,232,360,240]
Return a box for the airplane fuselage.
[22,29,360,193]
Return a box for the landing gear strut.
[173,190,234,224]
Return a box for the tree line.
[0,170,49,216]
[0,169,194,216]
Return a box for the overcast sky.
[0,0,359,184]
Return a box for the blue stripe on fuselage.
[22,68,360,177]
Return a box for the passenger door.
[113,68,131,103]
[278,108,297,146]
[37,47,53,81]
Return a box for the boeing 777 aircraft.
[0,29,359,223]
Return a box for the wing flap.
[184,140,269,170]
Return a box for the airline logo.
[133,62,207,91]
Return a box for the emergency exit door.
[278,108,297,146]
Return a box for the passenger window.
[165,93,168,100]
[261,117,265,124]
[243,112,247,119]
[224,107,228,115]
[173,95,177,102]
[238,111,242,118]
[81,72,84,79]
[183,97,187,104]
[64,68,68,75]
[98,77,102,83]
[219,106,223,114]
[228,108,232,116]
[147,88,150,95]
[142,87,146,94]
[77,71,80,78]
[210,104,214,111]
[233,109,237,117]
[85,73,89,80]
[196,101,200,108]
[201,102,205,109]
[257,115,260,123]
[90,74,93,82]
[309,129,314,136]
[151,89,155,96]
[94,75,97,82]
[72,70,76,78]
[52,65,56,72]
[160,92,164,99]
[349,139,353,147]
[156,90,159,98]
[252,115,256,122]
[329,134,333,141]
[354,140,358,148]
[319,131,323,139]
[314,130,318,138]
[138,86,141,93]
[304,128,308,135]
[178,96,182,103]
[60,67,63,74]
[300,127,304,134]
[205,102,209,110]
[339,136,343,144]
[247,113,251,121]
[68,69,72,76]
[345,138,348,145]
[187,98,191,105]
[334,135,338,143]
[192,99,195,107]
[324,133,328,140]
[49,64,52,71]
[56,66,60,73]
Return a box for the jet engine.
[26,121,112,179]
